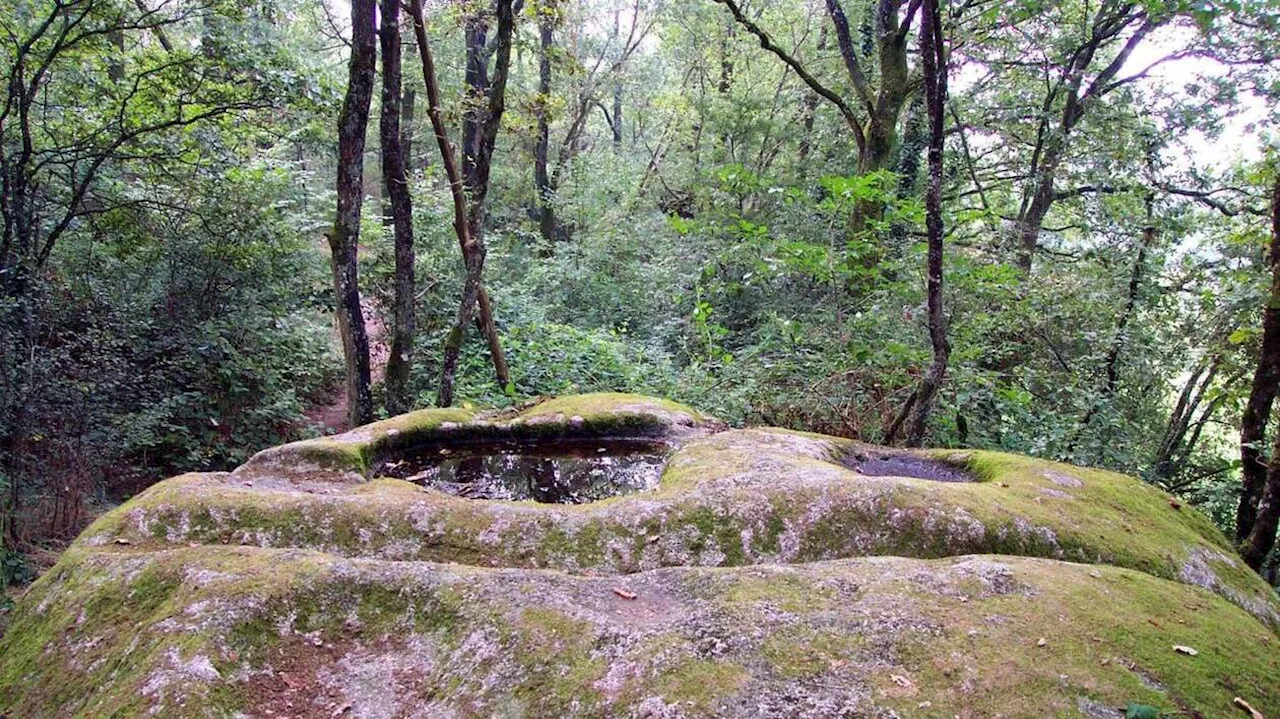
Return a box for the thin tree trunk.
[1151,357,1222,485]
[402,88,416,169]
[797,25,828,169]
[1067,201,1155,452]
[1239,174,1280,565]
[612,83,623,149]
[904,0,948,447]
[457,3,512,394]
[408,0,514,406]
[328,0,377,428]
[380,0,416,416]
[534,5,560,247]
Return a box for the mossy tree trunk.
[408,0,514,408]
[328,0,377,428]
[379,0,417,417]
[904,0,949,448]
[1240,173,1280,570]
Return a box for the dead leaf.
[1233,697,1264,719]
[1037,637,1047,647]
[113,538,131,545]
[1169,499,1182,510]
[890,674,913,688]
[331,703,352,717]
[1173,645,1198,656]
[612,587,637,600]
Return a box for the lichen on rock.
[1,393,1277,718]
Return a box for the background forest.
[2,0,1279,592]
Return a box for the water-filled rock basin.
[374,439,671,503]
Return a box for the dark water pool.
[845,453,974,483]
[375,440,670,504]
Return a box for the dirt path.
[305,297,389,434]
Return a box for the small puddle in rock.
[375,440,670,504]
[845,453,974,483]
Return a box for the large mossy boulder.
[2,393,1278,718]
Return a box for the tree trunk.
[1239,174,1280,564]
[1015,167,1059,272]
[328,0,377,428]
[455,2,512,394]
[1243,419,1280,570]
[380,0,417,417]
[904,0,949,447]
[534,6,560,247]
[408,0,514,406]
[611,82,623,149]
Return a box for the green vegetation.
[0,0,1278,582]
[1,0,1280,712]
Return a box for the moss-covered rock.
[2,393,1277,717]
[2,548,1277,718]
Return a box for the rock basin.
[1,393,1277,718]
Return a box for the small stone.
[1037,638,1047,647]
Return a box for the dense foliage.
[2,0,1279,589]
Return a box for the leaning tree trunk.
[328,0,377,428]
[1240,174,1280,569]
[454,3,512,395]
[903,0,949,447]
[380,0,417,416]
[408,0,514,407]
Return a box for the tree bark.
[534,4,561,247]
[380,0,417,417]
[1239,174,1280,565]
[1011,4,1154,272]
[408,0,514,407]
[328,0,377,428]
[456,2,513,394]
[904,0,949,447]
